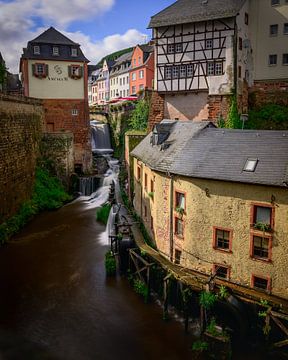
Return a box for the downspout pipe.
[169,172,174,262]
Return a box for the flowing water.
[0,161,196,360]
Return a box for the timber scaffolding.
[119,209,288,315]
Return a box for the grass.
[96,203,111,225]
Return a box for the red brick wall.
[208,95,231,122]
[43,99,92,171]
[148,91,165,131]
[249,80,288,108]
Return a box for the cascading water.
[79,121,114,196]
[90,120,113,154]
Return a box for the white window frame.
[53,47,59,56]
[132,72,136,81]
[71,48,78,57]
[139,70,144,79]
[206,39,213,49]
[187,64,193,77]
[165,67,172,79]
[175,43,182,53]
[33,46,40,55]
[71,109,78,116]
[172,66,179,79]
[167,44,174,54]
[180,65,186,78]
[269,54,277,66]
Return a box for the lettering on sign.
[48,77,69,81]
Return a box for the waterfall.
[91,120,113,154]
[79,176,100,196]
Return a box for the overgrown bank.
[0,165,71,245]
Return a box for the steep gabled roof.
[131,120,214,172]
[21,27,89,62]
[132,122,288,188]
[30,27,78,45]
[148,0,246,28]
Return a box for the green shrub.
[105,251,116,276]
[128,99,149,131]
[96,204,111,225]
[133,278,149,302]
[0,166,71,245]
[247,104,288,130]
[199,291,217,310]
[192,340,209,352]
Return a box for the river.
[0,180,195,360]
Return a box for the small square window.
[71,109,78,116]
[206,39,213,49]
[213,228,231,251]
[175,249,181,265]
[53,47,59,56]
[252,235,270,260]
[175,43,182,53]
[283,54,288,65]
[172,66,179,79]
[175,191,185,210]
[187,64,194,77]
[165,67,172,79]
[252,205,272,231]
[252,275,269,291]
[167,44,175,54]
[207,62,215,76]
[71,48,78,57]
[284,23,288,35]
[137,165,141,181]
[269,54,277,66]
[245,13,249,25]
[243,158,258,172]
[33,45,40,55]
[175,217,184,237]
[213,265,229,279]
[239,37,243,51]
[270,24,278,36]
[180,65,186,78]
[144,173,148,190]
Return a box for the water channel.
[0,160,197,360]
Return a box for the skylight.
[243,158,258,172]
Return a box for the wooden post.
[163,274,171,321]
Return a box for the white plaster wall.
[28,60,84,99]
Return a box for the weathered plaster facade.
[133,160,288,300]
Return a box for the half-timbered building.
[149,0,248,121]
[149,0,288,124]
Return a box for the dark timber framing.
[154,18,235,93]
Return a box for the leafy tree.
[128,100,149,131]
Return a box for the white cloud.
[0,0,133,72]
[37,0,115,27]
[64,29,146,64]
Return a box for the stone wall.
[43,99,92,172]
[249,80,288,109]
[0,95,43,222]
[207,95,231,122]
[40,132,74,188]
[148,91,165,131]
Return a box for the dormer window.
[53,46,59,56]
[33,46,40,55]
[71,48,78,57]
[243,158,258,172]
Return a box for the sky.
[0,0,175,73]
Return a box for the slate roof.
[148,0,246,28]
[21,27,89,62]
[110,51,132,77]
[132,121,288,188]
[131,120,214,172]
[30,27,78,45]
